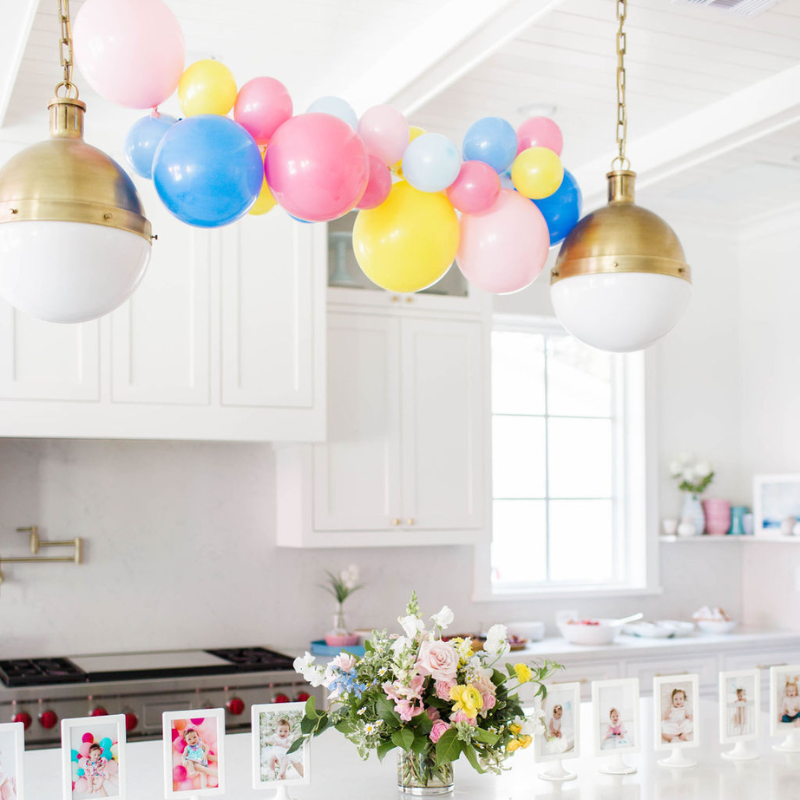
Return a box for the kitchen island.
[24,698,799,799]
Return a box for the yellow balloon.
[511,147,564,200]
[353,181,459,293]
[178,59,237,117]
[391,125,426,177]
[249,179,277,216]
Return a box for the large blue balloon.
[462,117,517,174]
[153,115,263,228]
[124,113,177,179]
[533,169,582,246]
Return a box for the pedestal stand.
[599,752,637,774]
[773,730,800,753]
[538,758,577,782]
[721,741,759,761]
[272,787,295,800]
[657,747,697,769]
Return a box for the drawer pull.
[655,671,690,677]
[757,662,787,670]
[391,518,401,526]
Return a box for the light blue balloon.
[102,749,113,760]
[401,133,461,193]
[288,214,314,224]
[99,738,112,750]
[463,117,517,173]
[153,115,263,228]
[305,96,359,130]
[71,749,80,763]
[124,113,178,179]
[77,769,85,777]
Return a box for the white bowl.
[695,619,738,635]
[659,620,695,638]
[557,619,620,646]
[507,621,546,642]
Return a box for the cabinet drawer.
[626,655,719,693]
[723,648,800,673]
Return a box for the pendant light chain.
[55,0,79,99]
[613,0,630,171]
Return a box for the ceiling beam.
[341,0,564,116]
[574,63,800,207]
[0,0,38,128]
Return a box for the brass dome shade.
[551,171,690,286]
[0,98,151,240]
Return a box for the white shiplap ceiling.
[4,0,800,223]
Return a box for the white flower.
[456,637,474,660]
[357,707,366,715]
[392,636,412,654]
[484,624,510,657]
[293,653,326,687]
[340,564,360,590]
[695,460,713,478]
[668,459,684,478]
[398,614,424,638]
[519,711,544,736]
[681,467,697,483]
[431,605,455,630]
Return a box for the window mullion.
[543,335,551,583]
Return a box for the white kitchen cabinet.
[276,309,489,547]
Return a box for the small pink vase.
[702,499,731,536]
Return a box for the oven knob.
[11,713,31,730]
[227,698,245,716]
[125,713,138,732]
[295,692,311,703]
[274,693,290,704]
[89,707,108,717]
[39,710,58,729]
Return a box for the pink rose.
[435,680,456,701]
[395,699,425,722]
[451,710,477,726]
[406,674,426,700]
[416,640,458,683]
[331,653,356,672]
[472,674,496,699]
[481,693,496,711]
[426,706,441,721]
[429,720,451,743]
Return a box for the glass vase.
[681,492,705,535]
[332,602,348,635]
[397,750,454,796]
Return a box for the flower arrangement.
[669,455,714,495]
[321,564,363,604]
[292,593,560,792]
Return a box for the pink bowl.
[325,634,360,647]
[702,499,731,535]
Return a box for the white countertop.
[24,698,800,799]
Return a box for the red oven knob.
[125,713,138,732]
[227,697,245,716]
[39,710,58,729]
[273,693,290,704]
[11,713,31,730]
[89,707,108,717]
[295,692,311,703]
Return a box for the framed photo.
[163,709,225,797]
[533,682,581,762]
[753,474,800,536]
[61,715,126,800]
[719,669,760,743]
[0,722,24,800]
[653,674,700,750]
[770,665,800,736]
[251,703,310,789]
[592,678,640,756]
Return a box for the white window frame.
[473,314,661,601]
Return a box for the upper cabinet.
[0,191,326,442]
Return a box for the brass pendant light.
[550,0,691,353]
[0,0,152,324]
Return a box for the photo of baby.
[252,703,310,788]
[659,681,695,744]
[771,666,800,734]
[724,675,757,738]
[542,689,577,756]
[594,681,638,752]
[164,712,225,796]
[64,721,123,800]
[0,726,22,800]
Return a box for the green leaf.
[506,664,516,678]
[411,735,430,755]
[300,716,315,735]
[377,740,398,762]
[414,714,433,736]
[377,695,401,724]
[473,728,499,746]
[304,696,318,719]
[434,729,463,765]
[493,668,507,686]
[392,728,415,752]
[335,720,355,735]
[462,743,485,774]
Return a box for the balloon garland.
[74,0,582,296]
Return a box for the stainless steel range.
[0,647,317,748]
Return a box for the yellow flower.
[509,723,522,735]
[520,735,533,749]
[507,738,521,752]
[514,663,533,684]
[450,684,484,719]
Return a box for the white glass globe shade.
[551,272,691,353]
[0,221,151,323]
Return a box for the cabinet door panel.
[221,214,316,408]
[401,318,486,530]
[313,314,402,531]
[111,183,210,405]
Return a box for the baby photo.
[771,666,800,733]
[252,704,309,786]
[61,716,125,800]
[594,680,638,752]
[163,710,225,796]
[541,688,577,756]
[722,673,758,739]
[0,724,23,800]
[658,680,695,745]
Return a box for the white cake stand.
[722,741,759,761]
[538,757,577,782]
[657,747,697,769]
[599,752,637,774]
[774,729,800,753]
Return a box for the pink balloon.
[75,778,89,794]
[173,765,187,783]
[171,728,180,741]
[358,105,409,166]
[357,155,392,210]
[516,117,563,156]
[73,0,185,109]
[173,738,187,754]
[234,78,293,145]
[82,733,94,744]
[190,719,205,727]
[179,780,196,791]
[456,189,550,294]
[446,161,501,214]
[105,760,119,776]
[265,113,369,222]
[79,742,92,758]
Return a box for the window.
[482,315,651,598]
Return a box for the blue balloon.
[102,749,113,760]
[288,214,314,224]
[99,738,112,750]
[124,113,178,179]
[305,96,359,130]
[462,117,517,174]
[71,749,80,763]
[401,133,461,193]
[533,169,582,246]
[153,115,263,228]
[77,768,85,777]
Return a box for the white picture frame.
[533,682,581,763]
[162,709,225,798]
[653,674,700,751]
[61,714,126,800]
[753,474,800,537]
[591,678,640,757]
[251,702,310,790]
[719,669,760,744]
[769,664,800,738]
[0,722,24,800]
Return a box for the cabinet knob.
[406,518,416,526]
[391,296,400,302]
[405,296,413,303]
[392,518,400,526]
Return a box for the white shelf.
[660,535,800,543]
